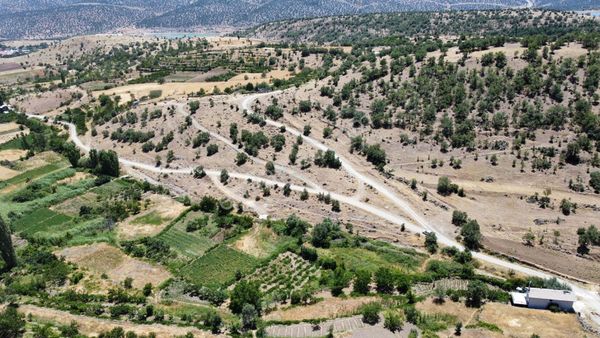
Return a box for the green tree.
[424,232,438,254]
[62,142,81,167]
[375,267,395,294]
[95,150,120,177]
[229,281,262,314]
[241,304,258,330]
[220,169,229,184]
[0,306,25,337]
[188,100,200,114]
[265,161,275,175]
[461,219,482,250]
[465,280,487,308]
[353,270,371,295]
[591,171,600,193]
[311,218,339,248]
[0,217,17,270]
[437,176,458,196]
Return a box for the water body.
[149,32,218,39]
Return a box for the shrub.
[148,90,162,99]
[360,302,381,325]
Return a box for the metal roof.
[527,288,576,302]
[510,292,528,306]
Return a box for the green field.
[0,162,65,189]
[181,245,258,287]
[320,244,425,273]
[0,135,27,151]
[159,226,215,259]
[12,207,74,235]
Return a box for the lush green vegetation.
[181,245,259,287]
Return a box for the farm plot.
[0,162,65,192]
[118,194,187,240]
[319,243,425,274]
[244,251,320,298]
[159,226,215,260]
[0,149,27,161]
[12,207,74,236]
[57,243,172,289]
[180,245,258,287]
[234,225,293,258]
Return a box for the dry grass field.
[117,193,187,240]
[57,243,172,288]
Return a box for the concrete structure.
[510,291,528,307]
[511,287,576,311]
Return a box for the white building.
[511,287,576,312]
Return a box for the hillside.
[0,0,599,39]
[238,9,600,44]
[142,0,599,28]
[0,0,187,39]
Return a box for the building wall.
[527,298,574,311]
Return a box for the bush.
[591,171,600,193]
[149,90,162,99]
[361,302,381,325]
[437,176,459,196]
[384,311,403,332]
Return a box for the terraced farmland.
[180,245,259,287]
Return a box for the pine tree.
[0,217,17,270]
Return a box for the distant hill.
[141,0,599,28]
[0,0,598,39]
[0,0,188,39]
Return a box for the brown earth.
[19,304,220,338]
[264,296,378,321]
[57,243,172,289]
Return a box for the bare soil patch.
[51,191,98,216]
[417,297,584,338]
[57,243,171,289]
[0,166,19,180]
[118,194,186,240]
[0,62,22,72]
[264,296,377,321]
[19,305,220,338]
[56,171,91,185]
[234,225,278,258]
[94,70,291,100]
[0,149,27,161]
[480,302,585,338]
[0,122,21,134]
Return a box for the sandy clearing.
[19,304,220,338]
[0,122,21,133]
[233,225,278,258]
[118,194,187,240]
[94,70,291,100]
[264,296,377,321]
[0,62,22,72]
[57,243,171,289]
[0,166,19,180]
[416,297,478,324]
[480,302,586,338]
[0,149,27,161]
[553,43,589,59]
[417,298,585,338]
[56,171,91,185]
